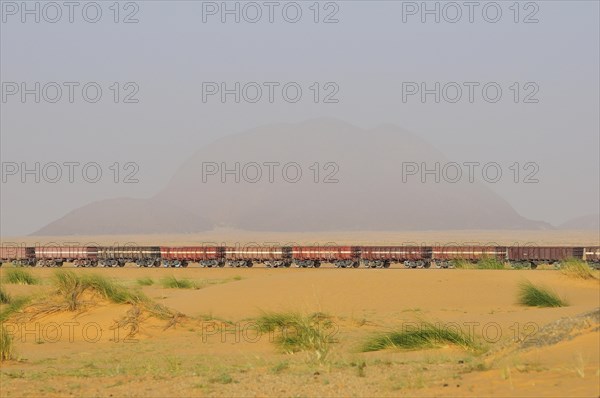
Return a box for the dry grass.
[0,286,11,304]
[255,311,335,362]
[362,322,479,352]
[560,260,597,280]
[0,325,14,361]
[160,276,197,289]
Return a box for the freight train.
[0,245,599,269]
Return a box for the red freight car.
[225,246,290,268]
[0,245,35,266]
[292,246,360,268]
[431,246,506,268]
[507,246,577,267]
[35,246,98,267]
[160,246,224,268]
[360,246,426,268]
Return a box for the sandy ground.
[1,263,599,397]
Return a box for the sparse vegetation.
[210,373,234,384]
[477,258,505,269]
[160,276,197,289]
[255,311,335,361]
[451,258,504,269]
[270,361,289,374]
[0,325,15,361]
[136,277,155,286]
[4,269,39,285]
[0,296,31,322]
[560,260,597,280]
[452,259,475,269]
[517,280,568,307]
[362,322,479,352]
[0,286,11,304]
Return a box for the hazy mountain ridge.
[33,118,551,236]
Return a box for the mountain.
[31,198,212,236]
[33,118,550,235]
[153,118,549,231]
[558,214,600,230]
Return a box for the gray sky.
[1,1,599,236]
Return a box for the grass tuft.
[0,296,31,322]
[517,280,568,307]
[477,258,505,269]
[209,373,234,384]
[361,322,478,352]
[452,259,475,269]
[255,311,335,361]
[160,276,197,289]
[4,269,38,285]
[560,259,597,280]
[136,277,154,286]
[0,325,15,361]
[53,270,147,310]
[0,286,11,304]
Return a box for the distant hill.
[31,198,212,236]
[154,118,549,231]
[33,118,551,235]
[558,214,600,230]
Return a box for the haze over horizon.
[1,1,599,236]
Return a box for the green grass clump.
[0,325,15,361]
[361,322,478,352]
[136,277,154,286]
[3,269,38,285]
[160,276,196,289]
[53,270,147,310]
[85,274,146,304]
[560,259,597,280]
[517,280,568,307]
[255,311,334,361]
[477,258,505,269]
[0,286,11,304]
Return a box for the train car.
[583,246,600,268]
[160,246,225,268]
[292,246,360,268]
[507,246,581,268]
[431,246,506,268]
[36,246,98,267]
[98,246,161,267]
[0,245,35,266]
[359,246,427,268]
[225,246,291,268]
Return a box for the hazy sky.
[1,1,599,236]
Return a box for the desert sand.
[0,231,599,397]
